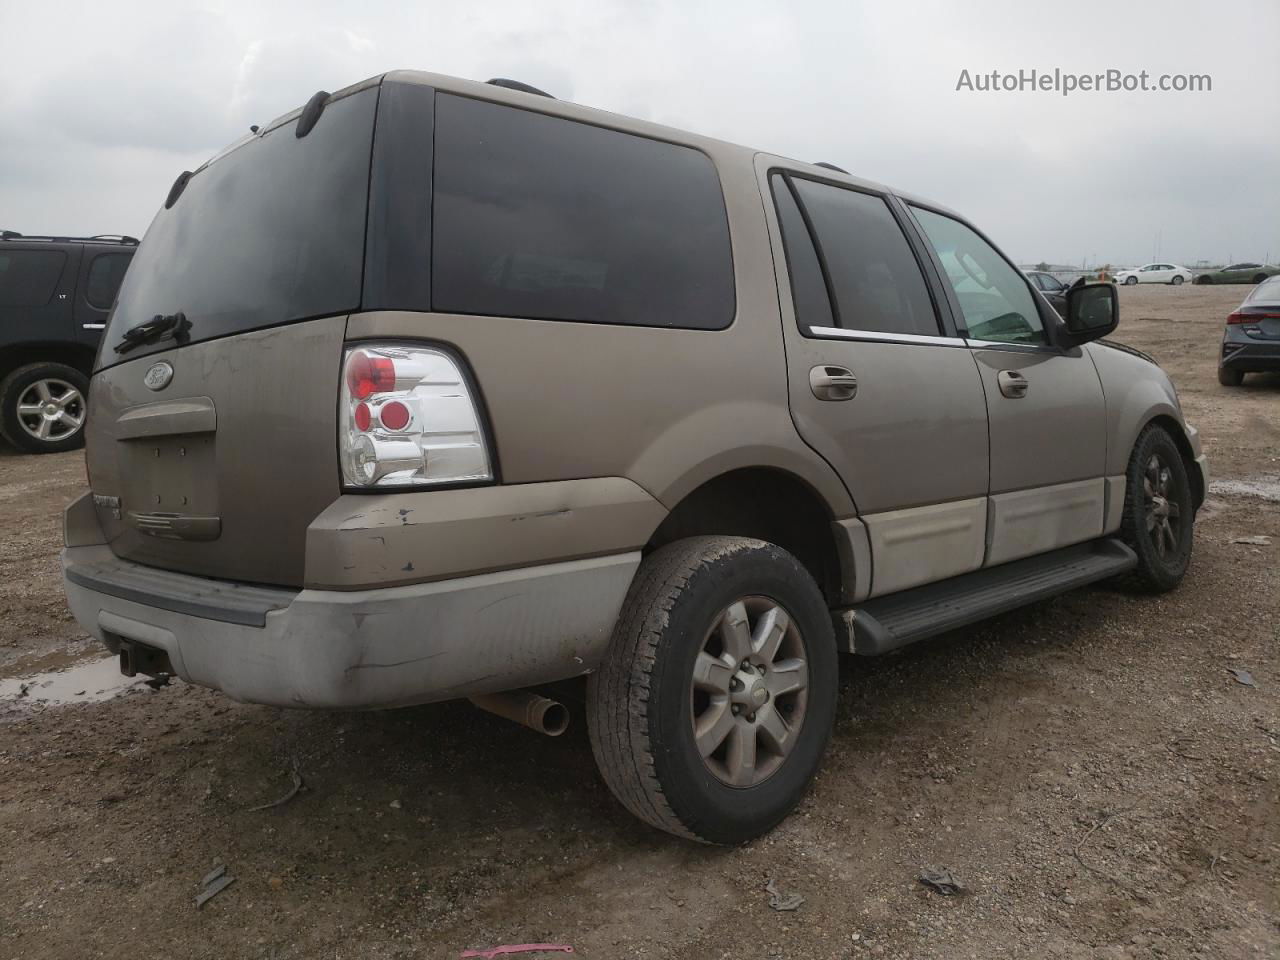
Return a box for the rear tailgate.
[86,80,380,587]
[85,317,346,586]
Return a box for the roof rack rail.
[0,232,139,245]
[813,162,849,174]
[487,78,554,99]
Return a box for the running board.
[834,538,1137,655]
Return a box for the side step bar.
[835,538,1137,655]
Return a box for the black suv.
[0,232,136,453]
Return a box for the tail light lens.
[339,344,493,489]
[1227,311,1280,324]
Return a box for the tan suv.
[62,72,1208,843]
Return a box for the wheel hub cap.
[1142,454,1182,559]
[689,596,810,788]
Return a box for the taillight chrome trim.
[338,340,499,493]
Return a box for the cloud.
[1,0,1276,265]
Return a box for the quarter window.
[85,253,132,310]
[770,175,833,330]
[911,207,1045,345]
[0,250,66,308]
[432,95,734,329]
[789,178,940,337]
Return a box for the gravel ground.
[0,283,1276,959]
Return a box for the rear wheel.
[1117,425,1194,592]
[587,536,837,844]
[1218,366,1244,386]
[0,363,90,454]
[1253,274,1269,285]
[1172,275,1184,285]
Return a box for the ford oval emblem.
[143,361,174,391]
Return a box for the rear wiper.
[114,312,191,355]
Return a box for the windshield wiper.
[114,312,191,355]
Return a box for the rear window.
[431,94,734,329]
[85,252,132,310]
[101,86,377,368]
[0,250,66,308]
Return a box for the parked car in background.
[1218,275,1280,386]
[1195,262,1279,285]
[62,71,1207,844]
[1112,263,1193,286]
[1025,270,1068,315]
[0,232,136,452]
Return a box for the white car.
[1113,263,1193,286]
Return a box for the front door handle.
[810,365,858,401]
[997,369,1029,399]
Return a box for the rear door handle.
[810,365,858,401]
[997,370,1029,399]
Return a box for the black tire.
[587,536,837,844]
[1117,425,1194,592]
[1253,274,1268,285]
[1218,366,1244,387]
[1195,275,1212,285]
[0,362,90,454]
[1171,275,1184,285]
[1125,276,1138,285]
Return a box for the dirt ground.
[1,284,1276,960]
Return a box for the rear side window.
[0,250,66,307]
[85,253,132,310]
[789,178,940,337]
[432,95,734,329]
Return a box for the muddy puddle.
[0,655,147,706]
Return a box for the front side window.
[789,178,939,337]
[1040,273,1064,292]
[910,207,1045,345]
[0,250,66,308]
[432,95,734,329]
[85,253,132,310]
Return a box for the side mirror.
[1056,281,1118,347]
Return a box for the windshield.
[99,86,377,369]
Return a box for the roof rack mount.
[0,232,139,245]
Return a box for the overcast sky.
[2,0,1277,267]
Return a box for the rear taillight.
[339,344,493,489]
[1227,310,1280,324]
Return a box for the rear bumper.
[1220,337,1280,371]
[63,542,638,709]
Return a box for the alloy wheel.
[1143,453,1182,560]
[16,378,85,443]
[689,596,809,788]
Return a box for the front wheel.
[1196,275,1212,285]
[0,362,90,454]
[1117,425,1194,592]
[1172,275,1184,285]
[587,536,837,844]
[1125,276,1138,285]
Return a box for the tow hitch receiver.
[117,638,173,679]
